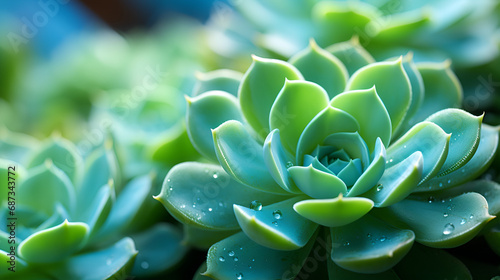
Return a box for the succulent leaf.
[193,69,243,97]
[289,165,347,199]
[213,120,287,194]
[239,55,303,139]
[234,197,318,250]
[326,37,376,76]
[156,162,289,230]
[186,90,244,161]
[289,39,348,98]
[269,80,330,155]
[331,214,414,274]
[294,194,374,227]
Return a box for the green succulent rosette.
[0,129,186,279]
[157,40,500,279]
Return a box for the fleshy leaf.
[425,108,483,177]
[393,243,472,280]
[407,61,463,126]
[27,137,83,184]
[0,126,39,163]
[234,197,318,250]
[96,175,152,241]
[155,162,289,230]
[345,58,411,133]
[375,193,494,248]
[18,220,88,263]
[323,132,370,168]
[78,143,119,213]
[186,91,243,161]
[326,37,376,76]
[417,124,499,192]
[348,138,386,197]
[288,165,347,199]
[331,215,414,273]
[364,151,423,207]
[288,39,348,98]
[294,194,373,227]
[193,69,243,97]
[0,250,27,276]
[18,162,76,216]
[239,55,303,139]
[386,121,450,184]
[75,183,112,235]
[269,80,330,155]
[204,232,315,280]
[51,237,137,280]
[213,120,287,194]
[131,223,187,277]
[296,106,359,164]
[263,129,301,194]
[313,2,378,46]
[330,87,391,152]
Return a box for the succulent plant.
[0,128,186,279]
[156,39,500,279]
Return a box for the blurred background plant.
[1,0,500,279]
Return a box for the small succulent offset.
[0,129,186,279]
[157,39,500,279]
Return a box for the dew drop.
[379,236,386,242]
[273,210,282,219]
[443,223,455,235]
[403,145,407,149]
[213,173,219,179]
[460,218,466,225]
[428,196,435,203]
[343,241,350,246]
[272,221,278,226]
[469,214,474,219]
[446,205,453,211]
[228,251,235,257]
[208,208,213,212]
[239,247,243,250]
[250,200,263,211]
[141,261,149,269]
[376,184,384,192]
[286,161,294,168]
[251,259,255,262]
[447,179,451,184]
[192,203,196,208]
[234,257,239,262]
[389,159,393,163]
[367,233,372,238]
[219,256,225,262]
[443,213,449,218]
[439,183,443,187]
[180,204,186,209]
[236,273,244,280]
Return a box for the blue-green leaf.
[27,137,83,185]
[296,106,359,164]
[386,122,450,184]
[289,39,348,98]
[326,37,376,76]
[289,165,347,199]
[193,69,243,97]
[269,80,330,155]
[155,162,289,230]
[328,258,400,280]
[186,91,244,161]
[95,175,152,241]
[345,58,412,134]
[183,224,240,250]
[18,161,76,216]
[234,197,318,250]
[50,237,137,280]
[213,120,287,194]
[204,232,315,280]
[425,108,483,177]
[331,215,414,273]
[294,194,373,227]
[131,223,187,277]
[331,87,392,152]
[363,151,423,207]
[348,138,386,197]
[375,193,494,248]
[263,129,301,194]
[239,56,303,139]
[18,220,88,263]
[417,124,499,192]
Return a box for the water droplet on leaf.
[286,161,294,168]
[443,223,455,235]
[219,256,225,262]
[273,210,282,219]
[141,261,149,269]
[236,273,244,279]
[250,200,262,211]
[229,251,235,257]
